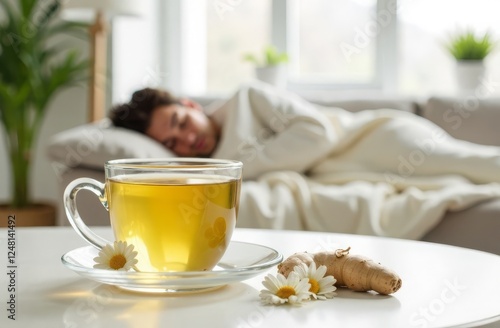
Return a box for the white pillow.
[47,119,175,169]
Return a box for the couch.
[46,94,500,255]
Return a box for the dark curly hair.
[109,88,180,133]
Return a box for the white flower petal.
[272,295,286,304]
[315,265,327,278]
[260,270,316,305]
[277,272,288,285]
[288,272,301,286]
[93,263,111,270]
[288,295,299,304]
[290,262,338,300]
[293,263,308,279]
[100,244,113,256]
[115,241,126,253]
[296,277,311,291]
[92,240,138,271]
[262,275,279,293]
[319,275,335,285]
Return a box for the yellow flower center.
[276,286,296,299]
[309,278,320,294]
[109,254,127,270]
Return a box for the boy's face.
[146,100,219,157]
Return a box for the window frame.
[160,0,398,95]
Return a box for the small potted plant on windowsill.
[446,30,495,92]
[243,45,289,88]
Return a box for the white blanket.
[210,82,500,239]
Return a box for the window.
[112,0,500,99]
[207,0,271,94]
[398,0,500,96]
[290,0,378,85]
[160,0,392,95]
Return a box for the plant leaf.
[446,30,496,60]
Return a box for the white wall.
[34,87,88,203]
[112,0,160,103]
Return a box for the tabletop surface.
[1,226,500,328]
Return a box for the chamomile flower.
[93,241,138,271]
[259,271,311,305]
[293,262,337,300]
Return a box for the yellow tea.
[107,173,240,272]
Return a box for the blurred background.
[1,0,500,217]
[113,0,500,99]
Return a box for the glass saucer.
[61,241,282,293]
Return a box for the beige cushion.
[422,97,500,146]
[310,97,418,113]
[422,199,500,255]
[47,119,174,170]
[195,95,420,113]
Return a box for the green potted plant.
[244,45,289,88]
[0,0,87,226]
[445,30,495,92]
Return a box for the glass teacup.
[64,158,242,272]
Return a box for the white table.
[1,226,500,328]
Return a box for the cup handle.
[63,177,112,250]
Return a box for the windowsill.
[191,85,500,106]
[189,86,425,105]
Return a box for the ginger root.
[277,247,402,295]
